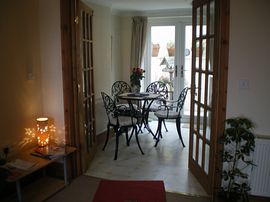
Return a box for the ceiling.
[84,0,193,12]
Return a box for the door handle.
[181,65,184,78]
[175,65,177,77]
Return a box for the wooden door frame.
[212,0,230,200]
[60,0,82,177]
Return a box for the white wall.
[111,15,122,81]
[90,4,113,96]
[39,0,65,144]
[227,0,270,137]
[120,17,132,83]
[0,0,43,153]
[0,0,66,153]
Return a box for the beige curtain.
[130,16,147,68]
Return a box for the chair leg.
[154,118,163,147]
[102,125,110,151]
[134,126,144,155]
[114,132,120,160]
[137,119,143,133]
[144,111,149,125]
[176,118,185,147]
[125,128,129,146]
[162,120,168,132]
[128,127,135,144]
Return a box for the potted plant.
[219,117,256,202]
[166,40,175,56]
[152,43,160,57]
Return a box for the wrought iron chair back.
[111,81,131,102]
[145,81,169,131]
[101,91,118,124]
[146,81,168,99]
[175,87,189,113]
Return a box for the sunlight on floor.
[85,121,208,196]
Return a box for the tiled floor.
[85,121,208,196]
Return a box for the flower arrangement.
[130,67,145,87]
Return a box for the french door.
[146,18,192,119]
[61,0,97,174]
[189,0,229,197]
[77,2,97,171]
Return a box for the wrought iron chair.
[101,92,144,160]
[154,87,189,147]
[145,81,169,131]
[111,81,138,112]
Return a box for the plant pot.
[152,44,160,57]
[217,191,243,202]
[167,47,175,56]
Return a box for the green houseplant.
[219,117,256,202]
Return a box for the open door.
[189,0,230,198]
[61,0,97,175]
[76,1,97,171]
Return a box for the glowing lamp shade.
[36,117,49,147]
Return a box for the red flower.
[130,67,145,87]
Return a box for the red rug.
[93,180,166,202]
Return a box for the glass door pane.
[183,25,192,117]
[151,26,175,100]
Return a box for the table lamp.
[36,117,49,147]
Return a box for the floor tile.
[85,121,208,196]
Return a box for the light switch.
[238,79,249,90]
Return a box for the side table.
[5,146,76,202]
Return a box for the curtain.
[130,16,147,68]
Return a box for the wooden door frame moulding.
[212,0,230,200]
[60,0,82,177]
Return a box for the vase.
[131,85,141,93]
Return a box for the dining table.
[117,92,161,137]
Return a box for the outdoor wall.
[0,0,43,153]
[227,0,270,137]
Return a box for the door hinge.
[74,16,79,24]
